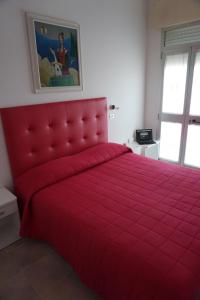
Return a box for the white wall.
[144,9,162,138]
[0,0,147,187]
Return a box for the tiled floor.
[0,239,100,300]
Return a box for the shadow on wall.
[149,0,200,28]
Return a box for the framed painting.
[26,12,82,93]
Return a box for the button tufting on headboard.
[1,98,108,179]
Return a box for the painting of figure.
[27,13,82,93]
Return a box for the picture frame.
[26,12,83,93]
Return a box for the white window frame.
[158,21,200,166]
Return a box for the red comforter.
[16,143,200,300]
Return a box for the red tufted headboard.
[1,98,108,179]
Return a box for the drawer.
[0,201,18,220]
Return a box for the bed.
[1,98,200,300]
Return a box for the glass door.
[159,50,190,163]
[184,50,200,168]
[159,47,200,168]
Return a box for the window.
[159,22,200,168]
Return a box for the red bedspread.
[16,143,200,300]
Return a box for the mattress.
[15,143,200,300]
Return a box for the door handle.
[189,119,200,125]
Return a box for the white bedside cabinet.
[0,188,20,249]
[127,141,160,160]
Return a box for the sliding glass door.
[184,49,200,168]
[159,47,200,168]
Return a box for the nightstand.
[0,187,20,249]
[127,141,160,160]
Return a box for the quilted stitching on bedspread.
[20,150,200,300]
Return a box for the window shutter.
[163,24,200,47]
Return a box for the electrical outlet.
[109,113,115,119]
